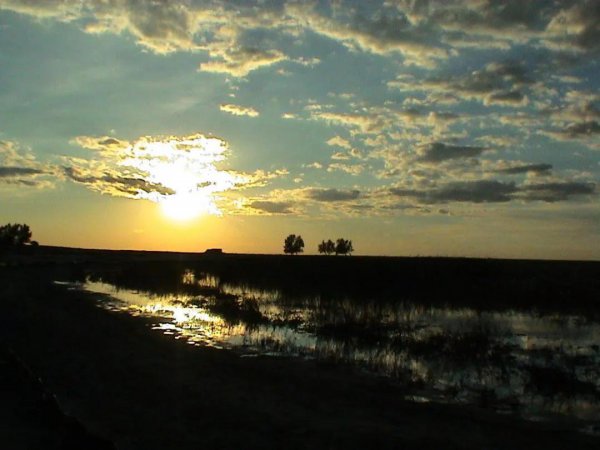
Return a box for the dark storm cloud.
[417,142,487,163]
[495,164,553,175]
[305,188,360,202]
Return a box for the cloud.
[0,0,217,54]
[425,0,548,38]
[416,142,487,163]
[327,163,364,175]
[0,167,46,177]
[236,186,373,218]
[200,47,287,77]
[426,111,460,126]
[476,135,519,148]
[543,120,600,143]
[520,182,596,202]
[388,178,596,206]
[2,0,599,225]
[484,90,528,106]
[391,180,518,204]
[3,0,598,81]
[237,168,290,189]
[286,3,448,67]
[390,60,534,108]
[62,166,175,198]
[495,163,553,175]
[326,136,352,149]
[393,0,600,55]
[304,188,360,202]
[0,140,55,189]
[219,103,260,117]
[304,162,323,170]
[546,1,600,52]
[0,0,82,22]
[0,1,289,76]
[247,200,295,215]
[72,135,130,153]
[64,133,286,213]
[330,152,349,161]
[564,121,600,138]
[312,112,384,134]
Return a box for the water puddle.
[55,269,600,425]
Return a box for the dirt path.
[1,265,598,449]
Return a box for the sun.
[112,135,240,221]
[160,193,214,221]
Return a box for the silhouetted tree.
[318,239,335,255]
[0,223,32,248]
[283,234,304,255]
[335,238,354,256]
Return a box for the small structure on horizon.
[204,248,223,255]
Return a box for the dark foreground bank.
[1,249,599,449]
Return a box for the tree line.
[283,234,353,255]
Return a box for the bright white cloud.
[65,133,286,217]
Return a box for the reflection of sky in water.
[72,273,600,425]
[82,280,317,352]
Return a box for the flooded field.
[63,266,600,426]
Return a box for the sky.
[0,0,599,259]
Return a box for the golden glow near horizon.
[159,193,215,221]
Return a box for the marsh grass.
[206,295,266,326]
[39,253,600,421]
